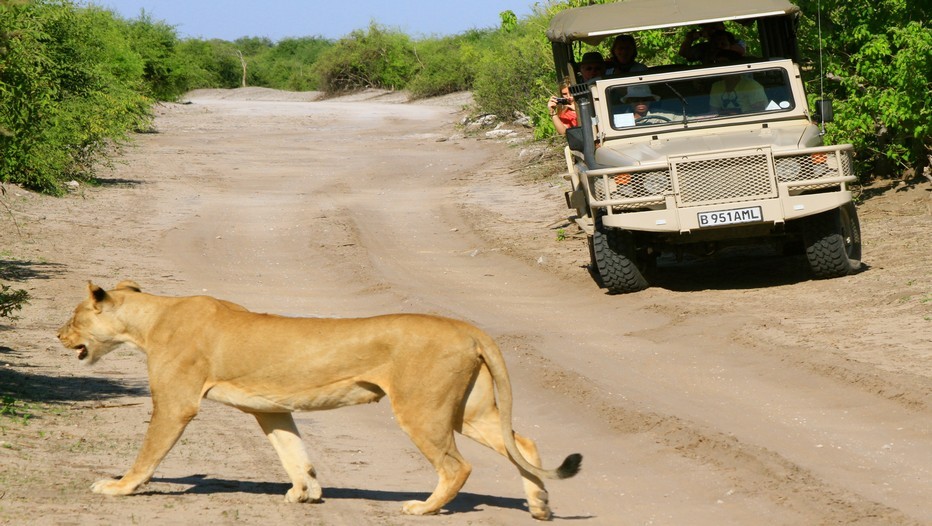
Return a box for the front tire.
[802,203,862,278]
[589,225,649,293]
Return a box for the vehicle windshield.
[606,67,795,129]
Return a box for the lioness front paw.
[402,500,440,516]
[284,479,322,503]
[90,478,135,496]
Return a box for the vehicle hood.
[595,122,820,167]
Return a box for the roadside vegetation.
[1,0,929,195]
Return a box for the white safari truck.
[548,0,861,293]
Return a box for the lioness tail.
[556,453,583,479]
[475,333,582,481]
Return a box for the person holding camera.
[547,77,577,136]
[679,22,746,64]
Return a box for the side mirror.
[815,99,834,123]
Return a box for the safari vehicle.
[548,0,861,293]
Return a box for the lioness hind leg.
[392,411,472,516]
[253,413,322,503]
[462,417,552,519]
[460,369,552,520]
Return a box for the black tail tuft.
[557,453,582,479]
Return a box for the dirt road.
[1,88,930,525]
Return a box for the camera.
[555,97,571,105]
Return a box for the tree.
[314,23,418,93]
[0,0,152,194]
[795,0,931,180]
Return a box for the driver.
[622,85,674,125]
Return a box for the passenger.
[622,85,674,124]
[709,30,744,62]
[547,78,578,136]
[578,51,607,82]
[679,22,746,64]
[709,73,768,115]
[604,34,647,75]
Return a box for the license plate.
[697,206,763,227]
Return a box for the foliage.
[795,0,931,179]
[471,9,555,136]
[405,32,482,99]
[172,36,333,91]
[255,37,332,91]
[121,11,190,100]
[0,395,33,424]
[0,0,152,194]
[0,282,28,320]
[175,38,244,89]
[314,23,418,93]
[1,0,927,194]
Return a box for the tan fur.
[58,281,581,519]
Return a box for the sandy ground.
[1,87,930,525]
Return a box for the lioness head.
[57,280,142,364]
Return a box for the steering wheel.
[635,115,673,124]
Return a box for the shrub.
[794,0,931,179]
[176,38,244,89]
[259,37,332,92]
[120,11,191,100]
[0,283,28,320]
[406,37,471,99]
[471,9,559,138]
[405,30,497,99]
[315,23,418,94]
[0,1,152,194]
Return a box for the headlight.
[776,158,801,180]
[810,153,830,176]
[643,172,670,194]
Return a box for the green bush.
[176,38,244,89]
[1,0,926,193]
[406,36,474,99]
[474,37,551,118]
[795,0,931,179]
[472,15,551,114]
[120,11,191,100]
[259,37,332,91]
[0,0,152,194]
[314,23,418,94]
[0,283,28,320]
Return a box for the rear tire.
[589,225,649,293]
[802,203,861,278]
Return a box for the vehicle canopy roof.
[547,0,800,45]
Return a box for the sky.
[85,0,538,41]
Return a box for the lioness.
[58,281,581,520]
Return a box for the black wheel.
[801,203,861,278]
[588,225,649,294]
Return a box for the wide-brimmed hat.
[579,52,606,65]
[622,84,659,102]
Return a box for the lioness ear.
[114,280,142,293]
[87,281,110,305]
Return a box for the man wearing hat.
[578,52,606,82]
[620,84,674,125]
